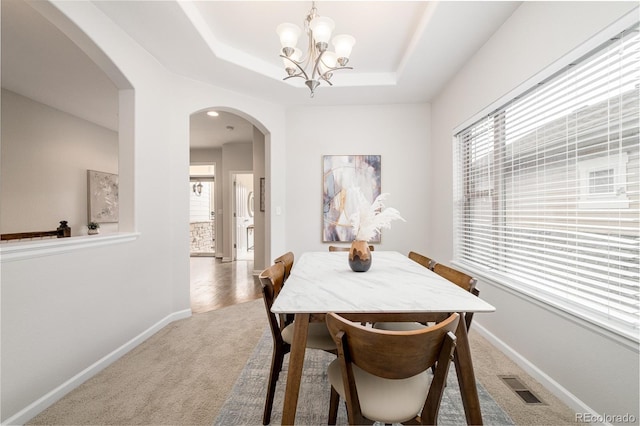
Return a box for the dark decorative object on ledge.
[348,240,371,272]
[56,221,71,238]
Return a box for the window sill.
[451,260,640,351]
[0,232,141,262]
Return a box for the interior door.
[232,173,254,261]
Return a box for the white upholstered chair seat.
[328,359,429,424]
[281,322,336,351]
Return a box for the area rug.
[214,329,514,425]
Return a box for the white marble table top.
[271,251,496,314]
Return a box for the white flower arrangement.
[347,187,405,242]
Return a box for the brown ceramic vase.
[348,240,372,272]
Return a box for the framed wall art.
[322,155,381,242]
[87,170,119,223]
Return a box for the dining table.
[270,250,496,425]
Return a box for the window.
[589,169,614,195]
[454,24,639,340]
[578,153,629,208]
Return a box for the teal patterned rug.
[214,329,514,425]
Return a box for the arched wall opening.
[1,0,135,242]
[189,106,269,274]
[30,0,137,235]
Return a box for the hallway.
[190,257,261,314]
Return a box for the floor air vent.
[499,375,545,404]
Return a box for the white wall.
[285,104,430,257]
[1,89,118,235]
[430,2,639,422]
[0,1,287,423]
[189,148,221,166]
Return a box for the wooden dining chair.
[408,250,434,269]
[373,260,480,331]
[273,251,295,330]
[258,263,336,425]
[328,245,374,252]
[326,312,459,425]
[371,251,434,332]
[273,251,294,282]
[375,262,479,333]
[432,262,479,331]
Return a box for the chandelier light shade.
[276,23,301,51]
[308,16,334,46]
[276,2,355,97]
[332,34,356,65]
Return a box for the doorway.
[190,165,215,257]
[232,173,254,261]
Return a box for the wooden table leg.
[281,313,310,425]
[453,314,483,425]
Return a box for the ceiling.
[1,0,521,148]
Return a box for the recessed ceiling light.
[206,111,219,117]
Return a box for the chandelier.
[276,2,355,97]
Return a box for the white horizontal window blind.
[454,24,639,340]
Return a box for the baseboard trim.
[2,309,192,426]
[473,323,604,423]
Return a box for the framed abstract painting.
[322,155,381,242]
[87,170,119,223]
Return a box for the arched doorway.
[188,107,267,312]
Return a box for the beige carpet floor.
[28,299,576,425]
[28,299,265,425]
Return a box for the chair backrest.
[408,251,434,269]
[326,312,459,424]
[432,263,476,292]
[329,245,374,252]
[327,312,459,379]
[273,252,295,328]
[259,263,287,343]
[432,263,479,331]
[274,251,294,281]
